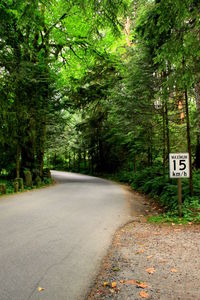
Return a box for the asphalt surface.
[0,171,130,300]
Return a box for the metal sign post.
[169,153,190,218]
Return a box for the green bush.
[192,171,200,196]
[143,176,166,195]
[182,196,200,222]
[0,172,53,196]
[115,170,135,183]
[114,166,200,222]
[0,179,14,194]
[160,184,178,209]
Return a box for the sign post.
[169,153,190,218]
[177,178,182,217]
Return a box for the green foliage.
[0,183,7,195]
[148,203,200,224]
[147,215,190,225]
[113,165,200,222]
[0,0,127,178]
[43,177,53,185]
[0,179,14,194]
[182,196,200,223]
[0,175,53,196]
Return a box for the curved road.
[0,171,130,300]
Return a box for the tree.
[135,0,200,194]
[0,0,128,178]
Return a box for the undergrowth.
[112,166,200,224]
[0,177,53,196]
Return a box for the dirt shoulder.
[87,187,200,300]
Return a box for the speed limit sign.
[169,153,190,178]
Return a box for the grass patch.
[148,214,193,225]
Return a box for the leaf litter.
[87,194,200,300]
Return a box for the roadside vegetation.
[0,169,53,196]
[0,0,127,194]
[0,0,200,222]
[111,168,200,223]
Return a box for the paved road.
[0,171,130,300]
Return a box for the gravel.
[87,189,200,300]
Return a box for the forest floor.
[87,186,200,300]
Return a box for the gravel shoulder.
[87,187,200,300]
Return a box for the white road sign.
[169,153,190,178]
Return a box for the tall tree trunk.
[165,100,170,160]
[16,144,21,178]
[37,122,46,178]
[162,70,170,162]
[162,105,166,176]
[185,89,193,196]
[21,139,35,172]
[195,83,200,169]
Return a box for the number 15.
[173,160,186,171]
